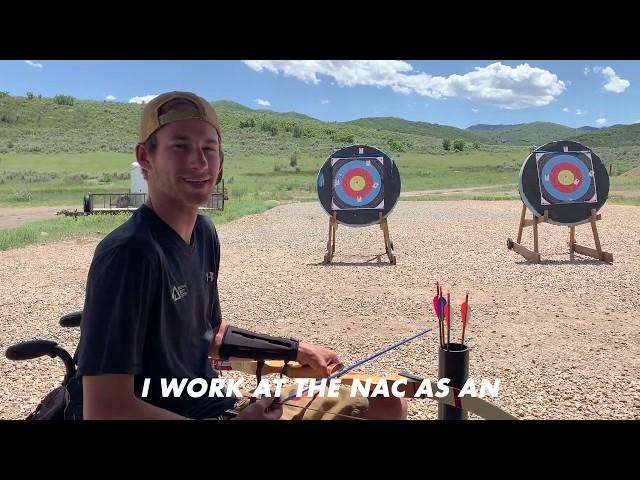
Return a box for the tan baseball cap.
[138,91,221,144]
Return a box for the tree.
[442,138,451,151]
[453,139,465,151]
[290,152,298,168]
[54,95,75,106]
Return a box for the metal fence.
[84,180,226,213]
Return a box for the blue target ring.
[317,145,401,227]
[541,155,592,201]
[540,154,593,202]
[333,159,383,207]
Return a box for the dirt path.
[401,184,515,197]
[0,206,77,229]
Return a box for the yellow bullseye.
[349,175,366,192]
[557,169,575,186]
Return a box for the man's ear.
[135,143,152,176]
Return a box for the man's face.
[145,119,222,208]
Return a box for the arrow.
[433,282,443,348]
[276,325,434,405]
[438,287,447,349]
[446,291,451,350]
[461,292,469,345]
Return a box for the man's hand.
[296,342,341,376]
[232,397,283,420]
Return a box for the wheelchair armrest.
[59,311,82,328]
[6,339,58,361]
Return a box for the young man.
[76,91,407,420]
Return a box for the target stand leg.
[570,209,613,263]
[506,204,544,263]
[569,226,576,261]
[324,213,337,264]
[379,213,396,264]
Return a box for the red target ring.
[342,167,374,198]
[549,162,583,193]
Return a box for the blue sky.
[1,60,638,129]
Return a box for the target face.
[331,157,384,210]
[536,151,597,205]
[316,145,401,227]
[518,141,609,226]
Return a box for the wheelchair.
[5,311,84,420]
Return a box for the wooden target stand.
[324,212,396,264]
[507,203,613,263]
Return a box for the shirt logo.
[172,284,188,302]
[206,272,214,283]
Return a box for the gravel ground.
[1,200,639,420]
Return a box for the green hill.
[470,122,580,145]
[1,94,639,164]
[212,100,254,112]
[567,123,640,147]
[344,117,485,143]
[0,95,481,157]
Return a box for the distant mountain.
[0,95,445,156]
[2,94,639,160]
[213,100,318,121]
[343,117,484,142]
[467,122,579,145]
[566,123,640,147]
[212,100,254,112]
[467,123,525,132]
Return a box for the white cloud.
[562,107,569,112]
[576,109,583,115]
[584,67,590,75]
[255,98,271,106]
[25,60,43,69]
[566,80,572,86]
[599,66,630,93]
[129,94,158,104]
[105,95,116,101]
[472,108,479,113]
[321,99,329,104]
[242,60,566,109]
[596,117,607,126]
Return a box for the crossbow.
[212,359,517,420]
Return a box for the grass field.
[1,150,638,251]
[0,149,534,207]
[0,196,281,251]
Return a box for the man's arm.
[83,375,189,420]
[209,320,340,375]
[209,319,227,357]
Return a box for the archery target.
[536,151,597,205]
[316,144,401,227]
[331,157,385,210]
[518,140,609,226]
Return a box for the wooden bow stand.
[324,212,396,264]
[507,204,613,263]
